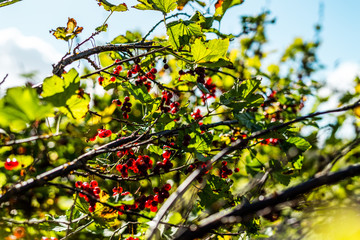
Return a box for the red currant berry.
[90,180,98,188]
[98,76,104,85]
[89,205,95,212]
[163,183,171,191]
[150,205,158,212]
[93,187,101,195]
[75,181,82,188]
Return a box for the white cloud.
[0,28,62,95]
[327,62,360,92]
[312,62,360,143]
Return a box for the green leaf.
[60,94,90,119]
[234,112,262,131]
[99,1,128,12]
[220,79,262,110]
[123,82,153,103]
[133,0,177,13]
[198,174,232,209]
[0,0,22,8]
[214,0,244,21]
[191,38,229,64]
[167,212,183,225]
[293,155,304,170]
[167,20,204,49]
[0,87,53,132]
[42,69,90,119]
[189,11,214,29]
[245,154,264,176]
[95,24,108,32]
[286,137,312,151]
[153,0,177,13]
[111,31,142,44]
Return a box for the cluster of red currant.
[75,180,101,212]
[116,155,153,178]
[127,64,141,78]
[202,77,216,102]
[4,158,19,170]
[160,91,180,114]
[191,109,203,120]
[89,129,112,141]
[118,183,172,214]
[260,138,279,146]
[186,161,212,183]
[111,64,123,82]
[220,161,233,179]
[116,149,134,158]
[121,96,131,119]
[134,75,152,92]
[178,67,206,83]
[112,186,124,196]
[153,147,174,174]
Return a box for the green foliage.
[0,87,53,131]
[0,1,359,240]
[0,0,22,8]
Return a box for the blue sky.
[0,0,360,90]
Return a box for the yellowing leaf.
[99,190,110,203]
[66,18,77,33]
[214,0,244,21]
[98,0,128,12]
[89,103,116,125]
[50,18,83,41]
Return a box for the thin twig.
[61,220,94,240]
[0,74,8,86]
[0,132,63,147]
[141,13,190,43]
[66,192,79,237]
[80,46,168,79]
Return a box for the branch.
[173,163,360,240]
[53,43,163,76]
[0,132,62,147]
[146,99,360,239]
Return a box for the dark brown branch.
[173,163,360,240]
[53,43,163,76]
[0,132,63,147]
